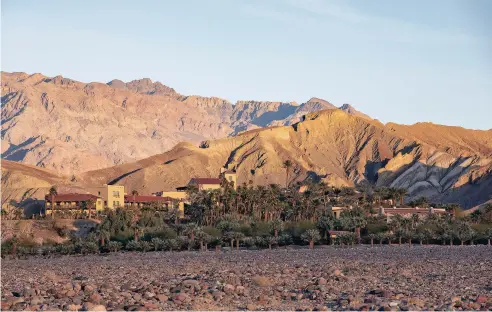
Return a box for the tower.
[220,168,237,190]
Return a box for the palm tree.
[454,221,473,246]
[282,160,293,187]
[340,207,367,244]
[131,190,139,207]
[396,188,408,207]
[132,225,144,242]
[222,231,236,248]
[183,223,199,241]
[98,229,110,247]
[410,214,420,230]
[80,201,88,218]
[415,231,426,246]
[375,232,385,246]
[440,232,450,246]
[316,212,334,241]
[87,199,96,219]
[422,228,434,245]
[404,230,414,247]
[469,230,478,245]
[270,220,283,238]
[394,227,405,246]
[267,236,278,250]
[387,188,398,206]
[48,186,57,218]
[368,233,376,247]
[233,232,244,250]
[388,215,403,232]
[301,229,321,249]
[195,230,211,251]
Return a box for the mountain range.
[1,72,366,174]
[1,72,491,210]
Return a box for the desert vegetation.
[2,181,492,258]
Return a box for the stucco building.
[44,193,103,215]
[88,184,125,208]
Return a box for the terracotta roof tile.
[124,195,173,203]
[190,178,222,185]
[45,193,100,202]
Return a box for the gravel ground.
[2,245,492,311]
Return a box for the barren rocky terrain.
[1,72,355,175]
[2,72,491,210]
[2,246,492,311]
[80,110,492,208]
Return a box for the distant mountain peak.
[307,97,334,106]
[107,77,177,96]
[338,103,371,120]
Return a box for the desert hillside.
[76,109,491,208]
[1,72,360,174]
[2,72,491,209]
[2,108,491,209]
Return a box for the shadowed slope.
[78,109,492,208]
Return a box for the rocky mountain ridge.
[2,71,367,174]
[2,109,491,209]
[3,109,486,209]
[2,72,491,210]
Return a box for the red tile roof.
[45,193,100,202]
[124,195,173,203]
[383,208,448,215]
[190,178,222,185]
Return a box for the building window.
[113,191,120,198]
[228,176,233,182]
[98,191,101,196]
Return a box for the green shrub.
[165,238,180,251]
[366,221,389,234]
[107,241,122,252]
[176,236,189,251]
[254,236,267,248]
[41,245,56,256]
[203,226,221,237]
[250,221,271,237]
[18,246,37,257]
[110,229,134,244]
[80,242,99,254]
[125,240,141,251]
[278,234,293,246]
[209,237,222,248]
[140,241,152,252]
[56,243,75,255]
[301,229,321,245]
[146,226,178,240]
[285,221,316,241]
[151,238,165,251]
[238,224,254,237]
[1,239,14,256]
[242,237,256,247]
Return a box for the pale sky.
[1,0,491,129]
